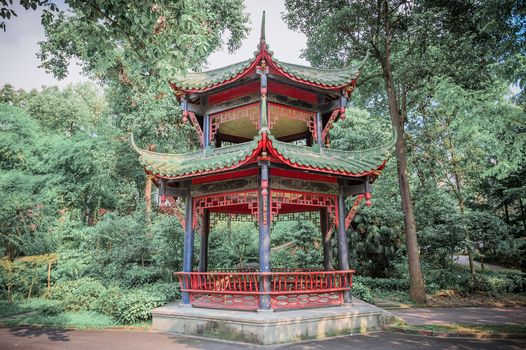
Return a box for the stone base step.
[152,299,397,345]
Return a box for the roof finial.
[260,11,266,42]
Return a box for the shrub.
[115,290,165,324]
[354,276,409,291]
[140,282,180,304]
[93,286,125,318]
[352,282,373,303]
[50,277,106,311]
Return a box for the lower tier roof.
[131,130,394,179]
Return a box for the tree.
[284,0,525,303]
[37,1,249,95]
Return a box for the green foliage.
[50,277,105,312]
[354,276,409,292]
[37,1,249,96]
[349,205,403,277]
[351,282,373,303]
[114,290,164,324]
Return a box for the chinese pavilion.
[132,13,394,312]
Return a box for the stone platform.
[152,299,397,345]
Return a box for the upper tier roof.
[169,12,367,94]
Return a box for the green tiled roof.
[171,59,255,90]
[131,130,394,178]
[267,131,393,175]
[170,43,367,91]
[274,59,361,87]
[131,133,262,177]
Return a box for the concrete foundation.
[152,299,397,345]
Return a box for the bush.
[352,282,373,303]
[50,277,106,311]
[93,286,125,318]
[140,282,180,304]
[354,276,409,291]
[115,290,165,324]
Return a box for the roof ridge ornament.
[260,11,266,43]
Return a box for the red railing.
[174,269,354,310]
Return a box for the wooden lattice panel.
[193,191,259,228]
[268,103,314,130]
[271,190,337,222]
[210,103,260,141]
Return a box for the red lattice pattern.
[210,103,260,141]
[268,102,315,130]
[193,190,259,228]
[271,190,338,222]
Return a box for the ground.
[391,306,526,325]
[0,327,525,350]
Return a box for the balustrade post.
[337,184,352,304]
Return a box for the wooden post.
[198,209,209,272]
[258,160,272,311]
[337,184,351,304]
[321,208,332,271]
[181,192,194,305]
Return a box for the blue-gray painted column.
[316,111,324,148]
[320,208,332,271]
[337,184,352,303]
[203,114,210,148]
[258,160,271,311]
[198,209,209,272]
[181,192,194,305]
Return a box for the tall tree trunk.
[520,199,526,231]
[381,60,426,304]
[380,2,426,303]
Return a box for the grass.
[0,298,151,330]
[394,323,526,336]
[1,311,116,329]
[0,298,57,318]
[372,290,414,305]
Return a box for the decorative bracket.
[344,194,365,230]
[163,197,186,231]
[187,111,204,147]
[321,109,340,145]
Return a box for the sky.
[0,0,308,91]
